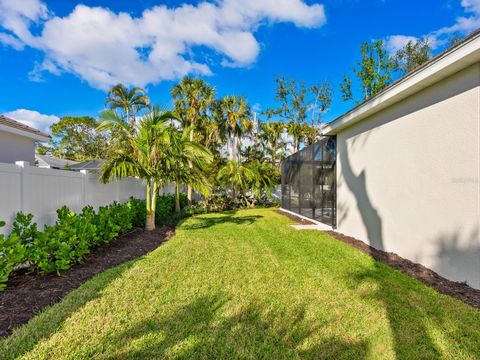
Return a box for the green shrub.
[129,198,146,228]
[11,212,39,249]
[29,207,93,274]
[0,222,26,291]
[0,195,182,291]
[110,202,134,234]
[154,194,187,225]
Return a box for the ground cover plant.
[1,208,478,359]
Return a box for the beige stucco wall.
[336,63,480,288]
[0,131,36,164]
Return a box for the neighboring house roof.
[323,29,480,135]
[0,115,51,142]
[35,154,79,169]
[70,159,103,172]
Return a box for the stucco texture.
[0,131,36,164]
[336,64,480,288]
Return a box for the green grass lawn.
[1,208,479,359]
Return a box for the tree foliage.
[49,116,109,161]
[105,84,150,126]
[393,39,431,75]
[341,40,394,103]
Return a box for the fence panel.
[0,163,145,234]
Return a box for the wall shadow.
[431,227,480,289]
[338,147,383,251]
[105,294,370,359]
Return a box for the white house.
[0,115,50,164]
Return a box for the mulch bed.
[279,211,480,310]
[0,226,175,337]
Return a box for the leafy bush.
[29,207,94,274]
[11,212,39,249]
[155,194,188,225]
[185,194,234,215]
[129,198,147,228]
[0,222,26,291]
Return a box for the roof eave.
[323,31,480,135]
[0,123,51,142]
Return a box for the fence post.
[80,170,88,208]
[15,161,29,212]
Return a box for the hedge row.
[0,194,188,292]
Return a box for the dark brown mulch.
[277,210,480,310]
[276,209,317,225]
[0,226,175,337]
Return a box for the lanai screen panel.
[281,136,336,226]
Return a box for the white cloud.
[4,109,59,133]
[462,0,480,14]
[0,0,326,90]
[386,0,480,52]
[385,35,419,53]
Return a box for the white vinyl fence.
[0,162,146,235]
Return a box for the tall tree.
[268,76,331,154]
[217,96,251,162]
[171,77,215,204]
[48,116,109,161]
[273,77,308,124]
[260,121,285,164]
[310,81,333,126]
[105,84,150,126]
[393,39,431,75]
[98,108,177,231]
[341,40,394,103]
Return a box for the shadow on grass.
[344,260,480,359]
[0,260,139,359]
[106,294,369,359]
[180,213,263,230]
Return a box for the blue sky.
[0,0,479,132]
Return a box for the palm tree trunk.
[228,136,234,161]
[145,180,157,231]
[187,124,194,205]
[175,182,181,213]
[272,143,276,164]
[233,135,238,162]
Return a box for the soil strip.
[0,226,175,337]
[279,210,480,310]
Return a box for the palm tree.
[286,121,304,153]
[165,126,213,212]
[245,160,278,205]
[219,96,251,162]
[217,160,255,206]
[105,84,150,126]
[98,108,176,231]
[171,77,215,204]
[260,121,285,164]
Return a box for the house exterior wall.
[336,63,480,288]
[0,131,36,164]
